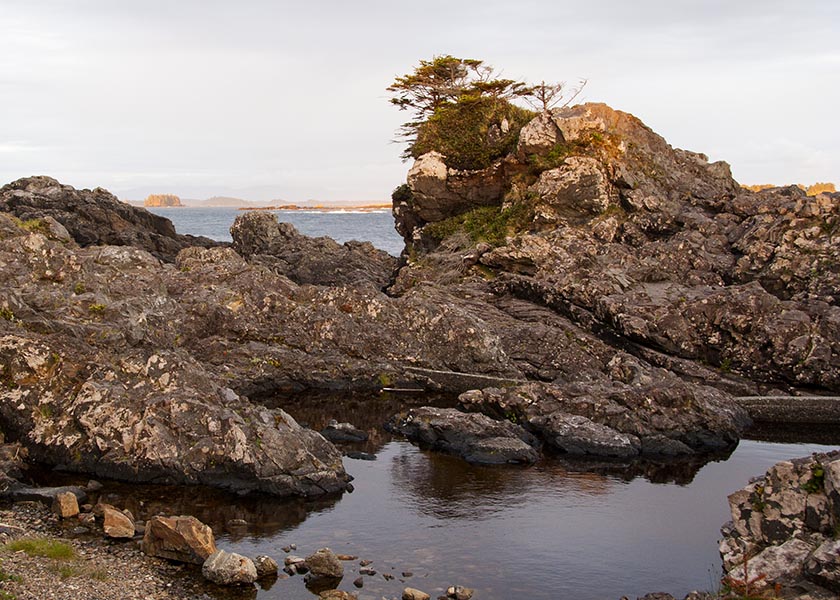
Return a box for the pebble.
[353,576,364,588]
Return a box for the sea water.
[147,207,405,256]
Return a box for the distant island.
[144,193,182,207]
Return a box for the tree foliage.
[387,55,585,169]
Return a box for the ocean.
[146,206,405,257]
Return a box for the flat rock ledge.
[386,406,540,465]
[720,451,840,598]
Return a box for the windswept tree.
[388,56,587,169]
[387,55,535,169]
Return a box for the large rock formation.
[231,211,397,288]
[720,452,840,598]
[0,177,216,262]
[391,103,839,395]
[144,193,182,207]
[0,100,834,480]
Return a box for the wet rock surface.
[720,451,840,598]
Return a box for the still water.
[54,393,839,600]
[147,207,405,257]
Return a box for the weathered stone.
[530,412,640,458]
[517,113,563,156]
[52,491,80,519]
[304,547,344,579]
[532,157,613,223]
[725,537,814,589]
[103,506,135,538]
[446,585,474,600]
[386,407,539,465]
[3,485,87,505]
[141,515,217,564]
[230,211,397,288]
[403,587,431,600]
[0,176,217,262]
[804,538,840,592]
[253,554,279,579]
[202,549,257,585]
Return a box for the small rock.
[446,585,474,600]
[141,515,217,564]
[227,518,247,526]
[402,571,413,578]
[78,513,96,527]
[52,491,80,519]
[305,547,344,579]
[103,506,135,539]
[254,554,279,579]
[353,576,364,588]
[403,588,430,600]
[344,451,376,461]
[337,554,358,561]
[202,549,257,585]
[359,559,372,567]
[71,526,89,535]
[85,480,103,492]
[360,566,377,576]
[383,573,394,581]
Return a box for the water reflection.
[27,468,340,541]
[260,390,458,456]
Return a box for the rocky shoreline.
[0,99,837,599]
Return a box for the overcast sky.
[2,0,837,202]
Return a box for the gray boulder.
[386,406,539,465]
[202,549,258,585]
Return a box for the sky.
[1,0,838,203]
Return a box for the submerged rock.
[253,554,279,579]
[321,420,369,443]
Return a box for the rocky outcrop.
[458,357,748,458]
[720,452,840,598]
[230,211,397,287]
[0,176,216,262]
[386,406,540,464]
[392,103,839,395]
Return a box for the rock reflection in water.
[27,468,339,541]
[388,444,733,521]
[260,390,458,456]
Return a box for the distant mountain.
[193,196,259,208]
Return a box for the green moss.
[0,308,13,321]
[87,303,106,315]
[3,538,75,560]
[424,201,534,246]
[20,219,49,235]
[719,358,733,373]
[73,282,86,295]
[802,462,825,494]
